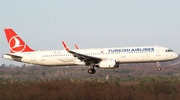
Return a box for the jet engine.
[96,59,119,69]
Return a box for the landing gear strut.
[157,62,161,71]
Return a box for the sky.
[0,0,180,65]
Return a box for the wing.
[62,41,102,64]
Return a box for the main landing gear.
[88,65,96,74]
[88,68,96,74]
[157,62,161,71]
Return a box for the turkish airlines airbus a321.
[2,29,179,74]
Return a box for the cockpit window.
[165,49,173,52]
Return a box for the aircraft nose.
[173,53,179,59]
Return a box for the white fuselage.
[2,46,178,67]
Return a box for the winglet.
[62,41,70,51]
[75,44,79,49]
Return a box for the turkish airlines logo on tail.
[9,36,26,53]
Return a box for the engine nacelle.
[97,59,119,69]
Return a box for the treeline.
[0,79,180,100]
[1,65,180,81]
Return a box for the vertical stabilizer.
[4,29,34,53]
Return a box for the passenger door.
[31,53,37,64]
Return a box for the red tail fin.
[4,28,34,53]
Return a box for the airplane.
[2,28,179,74]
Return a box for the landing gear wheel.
[88,69,96,74]
[157,67,161,71]
[88,69,92,74]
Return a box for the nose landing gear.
[157,62,161,71]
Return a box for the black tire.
[88,69,96,74]
[88,69,93,74]
[92,69,96,74]
[157,67,161,71]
